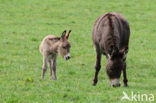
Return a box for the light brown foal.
[39,30,72,80]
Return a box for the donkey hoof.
[41,76,44,80]
[124,84,128,87]
[93,79,98,86]
[93,82,97,86]
[50,77,57,80]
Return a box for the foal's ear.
[61,30,66,40]
[66,30,72,39]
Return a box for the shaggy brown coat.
[92,12,130,87]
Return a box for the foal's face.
[106,53,124,87]
[59,30,72,60]
[59,40,71,60]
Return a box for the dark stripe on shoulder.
[48,37,60,41]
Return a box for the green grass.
[0,0,156,103]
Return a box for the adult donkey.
[92,12,130,87]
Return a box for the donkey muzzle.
[110,78,121,87]
[64,53,71,60]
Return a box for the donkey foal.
[39,30,72,80]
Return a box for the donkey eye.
[62,46,66,49]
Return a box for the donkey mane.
[48,37,61,41]
[107,13,119,52]
[96,13,119,53]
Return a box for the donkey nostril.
[112,84,115,87]
[112,84,120,87]
[66,56,70,60]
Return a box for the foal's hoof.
[50,77,57,80]
[41,76,44,80]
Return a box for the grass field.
[0,0,156,103]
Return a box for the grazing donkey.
[39,30,72,80]
[92,12,130,87]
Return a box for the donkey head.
[106,47,127,87]
[59,30,72,60]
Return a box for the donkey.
[39,30,72,80]
[92,12,130,87]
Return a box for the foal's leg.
[52,55,57,80]
[49,59,53,80]
[41,55,48,79]
[93,45,101,86]
[123,61,128,87]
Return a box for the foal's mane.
[48,37,60,41]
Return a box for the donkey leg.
[93,46,101,86]
[123,61,128,87]
[41,56,48,79]
[52,56,57,80]
[49,59,53,80]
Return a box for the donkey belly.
[47,54,56,62]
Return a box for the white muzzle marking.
[110,78,120,87]
[64,53,70,60]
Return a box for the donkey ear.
[109,47,119,60]
[107,49,115,60]
[107,54,111,59]
[66,30,72,39]
[119,50,125,59]
[61,30,66,39]
[119,47,128,60]
[110,49,116,60]
[120,47,128,55]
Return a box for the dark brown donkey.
[92,12,130,87]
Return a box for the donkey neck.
[48,38,61,54]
